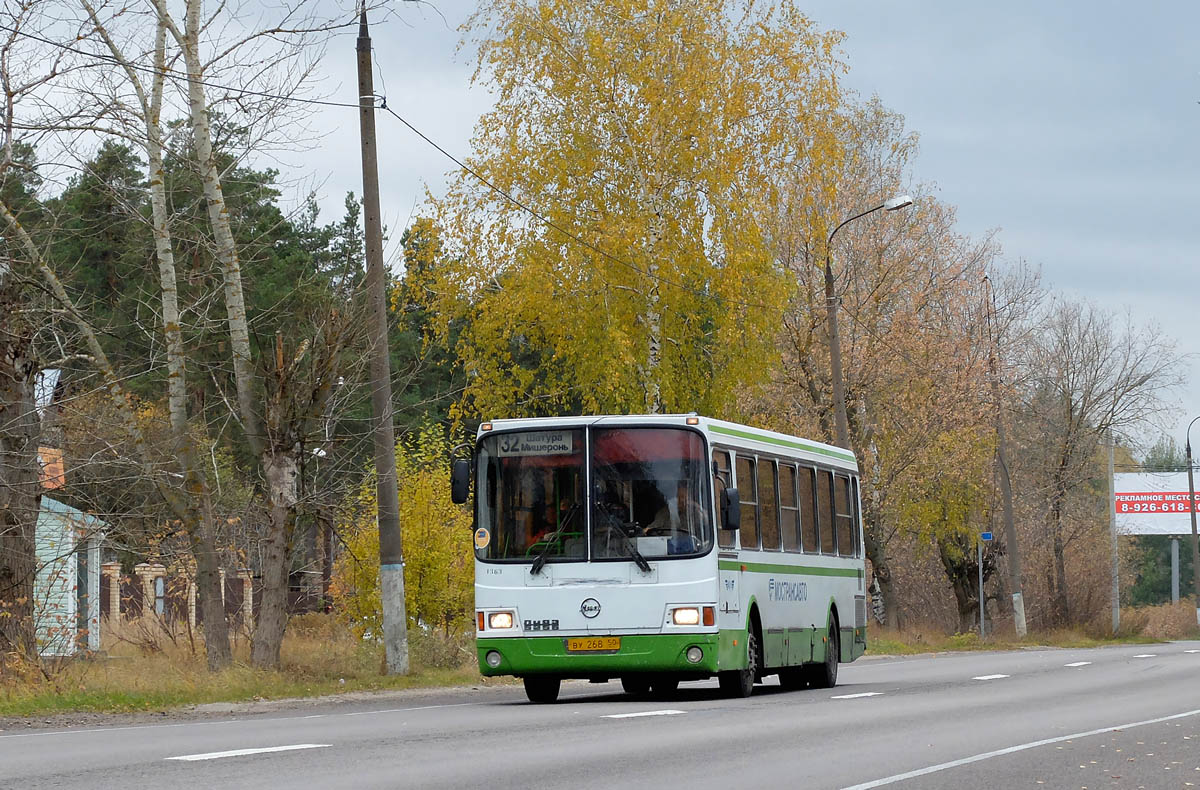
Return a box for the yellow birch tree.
[431,0,846,419]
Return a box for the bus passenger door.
[719,558,740,618]
[713,449,740,621]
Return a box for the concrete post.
[101,561,121,624]
[238,569,253,632]
[1172,538,1181,604]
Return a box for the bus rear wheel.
[523,676,561,703]
[718,627,758,698]
[806,619,839,689]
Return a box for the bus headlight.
[671,607,700,626]
[488,611,515,629]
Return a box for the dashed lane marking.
[832,692,883,699]
[1132,654,1157,659]
[972,674,1010,680]
[166,744,330,761]
[602,710,686,719]
[1064,662,1092,667]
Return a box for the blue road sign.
[981,531,993,541]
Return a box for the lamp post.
[824,194,913,449]
[1186,417,1200,626]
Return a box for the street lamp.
[824,194,914,449]
[1185,417,1200,626]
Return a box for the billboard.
[1113,472,1200,535]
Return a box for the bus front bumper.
[477,633,720,677]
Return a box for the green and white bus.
[450,414,867,703]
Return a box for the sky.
[293,1,1200,453]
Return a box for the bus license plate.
[565,637,620,652]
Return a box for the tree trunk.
[251,452,297,668]
[188,490,232,671]
[0,285,40,661]
[938,536,980,634]
[174,0,263,450]
[1049,467,1071,625]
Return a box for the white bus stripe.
[166,744,330,761]
[839,708,1200,790]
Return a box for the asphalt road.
[3,641,1199,789]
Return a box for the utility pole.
[983,276,1026,637]
[1109,432,1119,635]
[977,538,985,638]
[1186,417,1200,627]
[357,8,408,674]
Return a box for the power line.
[0,22,363,109]
[378,106,775,309]
[1,20,780,311]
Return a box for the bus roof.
[478,414,858,472]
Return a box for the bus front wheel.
[523,676,561,703]
[718,627,758,698]
[621,676,651,696]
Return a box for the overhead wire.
[4,16,979,364]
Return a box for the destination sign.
[496,431,574,457]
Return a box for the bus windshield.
[590,427,711,560]
[475,426,712,563]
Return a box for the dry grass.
[0,613,486,717]
[1108,600,1200,641]
[867,601,1200,656]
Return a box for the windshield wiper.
[531,503,580,576]
[623,526,652,573]
[531,536,557,576]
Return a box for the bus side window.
[835,474,855,558]
[780,464,800,552]
[816,468,835,554]
[799,466,817,553]
[736,456,759,550]
[759,459,780,551]
[713,449,734,549]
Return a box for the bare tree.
[1016,301,1184,625]
[79,0,235,668]
[148,0,364,668]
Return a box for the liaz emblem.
[580,598,601,618]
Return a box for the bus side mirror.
[721,487,740,531]
[451,459,470,505]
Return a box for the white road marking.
[832,692,883,699]
[165,744,330,761]
[1185,650,1200,654]
[1064,661,1092,667]
[602,709,686,719]
[972,674,1010,680]
[839,707,1200,790]
[1133,654,1157,659]
[342,702,477,717]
